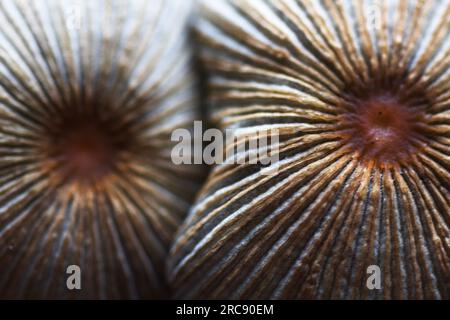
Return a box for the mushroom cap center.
[342,94,427,166]
[60,123,116,182]
[43,114,130,188]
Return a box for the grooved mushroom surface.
[169,0,450,299]
[0,0,202,299]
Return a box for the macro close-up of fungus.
[0,0,202,299]
[0,0,449,304]
[168,0,450,299]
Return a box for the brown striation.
[168,0,450,299]
[0,0,202,298]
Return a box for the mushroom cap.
[0,0,202,298]
[168,0,450,299]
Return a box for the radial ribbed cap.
[169,0,450,299]
[0,0,202,299]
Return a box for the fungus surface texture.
[169,0,450,299]
[0,0,202,299]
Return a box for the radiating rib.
[169,0,450,299]
[0,0,203,299]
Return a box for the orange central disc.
[341,94,427,166]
